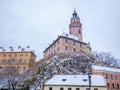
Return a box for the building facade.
[43,10,91,59]
[91,65,120,90]
[0,51,36,73]
[44,75,107,90]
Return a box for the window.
[7,60,11,63]
[60,88,64,90]
[19,59,22,63]
[78,30,81,34]
[23,67,25,70]
[14,54,17,57]
[83,79,87,81]
[117,83,119,89]
[65,39,67,43]
[73,29,77,34]
[65,46,67,50]
[76,88,79,90]
[17,66,20,69]
[57,47,59,51]
[12,59,15,63]
[86,88,89,90]
[112,83,114,88]
[115,75,118,80]
[24,59,27,63]
[0,66,3,69]
[80,43,82,47]
[54,43,56,47]
[49,87,52,90]
[9,54,12,57]
[2,54,6,57]
[74,48,76,52]
[107,83,109,87]
[106,74,108,79]
[20,54,23,57]
[68,88,71,90]
[94,88,98,90]
[111,75,113,80]
[26,54,28,57]
[1,59,6,63]
[73,41,76,45]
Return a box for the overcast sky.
[0,0,120,60]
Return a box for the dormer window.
[62,79,66,81]
[83,79,87,81]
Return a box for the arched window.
[112,83,114,88]
[107,83,109,87]
[60,88,64,90]
[117,83,119,89]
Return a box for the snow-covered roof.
[45,75,106,86]
[61,32,79,41]
[92,65,120,73]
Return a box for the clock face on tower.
[73,29,77,34]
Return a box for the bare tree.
[92,51,118,66]
[0,58,20,90]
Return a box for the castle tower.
[69,9,83,41]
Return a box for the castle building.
[0,51,36,74]
[43,10,91,59]
[91,65,120,90]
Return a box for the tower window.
[78,30,81,34]
[73,29,77,34]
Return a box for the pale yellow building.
[43,10,91,59]
[44,75,107,90]
[0,51,36,73]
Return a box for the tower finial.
[73,8,77,18]
[74,8,76,12]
